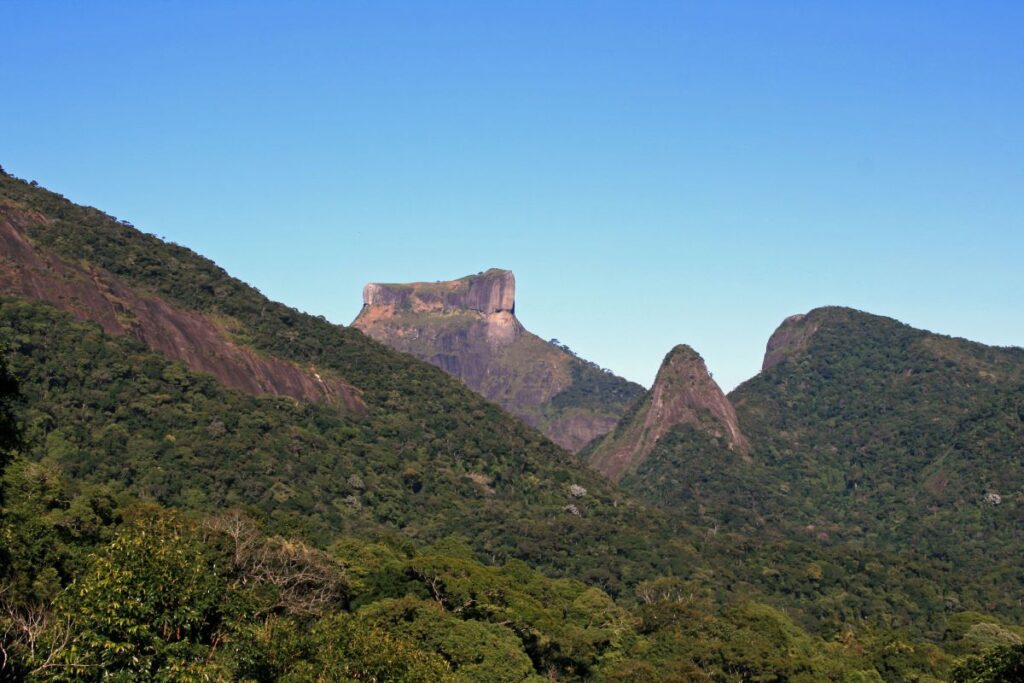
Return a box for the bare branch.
[206,511,348,616]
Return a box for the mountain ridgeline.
[0,168,682,588]
[353,269,645,451]
[600,307,1024,618]
[2,166,1024,681]
[730,306,1024,589]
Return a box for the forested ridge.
[728,308,1024,620]
[1,169,1023,680]
[0,169,690,590]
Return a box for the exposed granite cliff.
[363,268,516,315]
[587,345,749,482]
[353,270,644,451]
[761,313,822,371]
[0,203,365,414]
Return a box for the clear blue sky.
[3,1,1022,390]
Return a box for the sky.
[2,1,1022,390]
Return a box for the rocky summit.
[587,344,749,482]
[353,269,644,451]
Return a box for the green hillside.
[730,307,1024,585]
[609,310,1024,579]
[2,171,1024,680]
[3,344,1012,682]
[0,295,693,591]
[0,169,707,592]
[576,306,1024,644]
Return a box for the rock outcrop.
[363,268,516,315]
[353,270,644,451]
[0,203,365,414]
[762,313,822,371]
[587,345,749,481]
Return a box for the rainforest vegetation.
[1,170,1023,680]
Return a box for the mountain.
[352,270,644,451]
[590,307,1024,581]
[4,168,1024,681]
[583,307,1024,632]
[730,306,1024,578]
[0,168,680,589]
[0,198,366,414]
[586,344,749,482]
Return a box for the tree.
[206,510,348,616]
[0,348,21,488]
[951,644,1024,683]
[280,612,453,683]
[40,510,228,681]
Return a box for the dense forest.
[729,308,1024,622]
[1,169,1023,680]
[1,332,1022,681]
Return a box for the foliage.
[726,307,1024,627]
[0,295,689,594]
[279,611,454,683]
[550,358,645,414]
[950,644,1024,683]
[0,346,19,471]
[1,494,946,682]
[43,511,226,681]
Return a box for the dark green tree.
[951,644,1024,683]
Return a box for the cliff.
[353,270,644,451]
[761,313,822,371]
[587,344,749,482]
[363,268,516,314]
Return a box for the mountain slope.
[730,306,1024,604]
[352,270,644,451]
[0,168,678,589]
[586,344,749,482]
[0,201,366,413]
[5,169,1024,652]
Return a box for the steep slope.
[352,270,644,451]
[731,306,1024,595]
[0,202,365,413]
[586,344,749,482]
[6,168,1024,647]
[0,168,677,589]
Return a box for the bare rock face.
[363,268,515,315]
[0,204,366,414]
[588,345,749,482]
[762,313,822,371]
[353,270,644,451]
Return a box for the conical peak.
[658,344,705,372]
[588,342,750,481]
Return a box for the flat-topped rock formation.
[353,269,644,451]
[363,268,516,314]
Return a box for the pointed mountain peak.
[659,343,704,369]
[588,344,749,482]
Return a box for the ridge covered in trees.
[1,170,1023,680]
